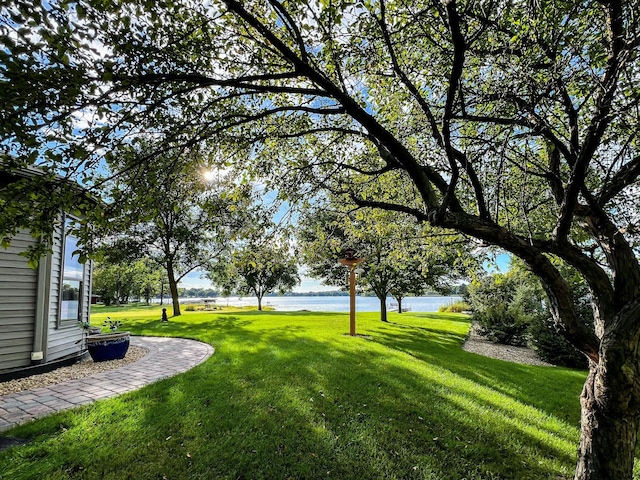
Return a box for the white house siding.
[0,232,38,371]
[45,227,86,362]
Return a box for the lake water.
[182,295,462,312]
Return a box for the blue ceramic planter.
[87,332,130,362]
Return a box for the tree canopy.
[2,1,640,477]
[93,144,252,316]
[299,200,473,321]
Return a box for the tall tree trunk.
[397,297,403,313]
[378,295,388,322]
[257,295,263,311]
[167,263,181,316]
[575,348,640,479]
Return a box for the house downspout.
[32,246,52,364]
[87,259,93,323]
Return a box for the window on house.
[58,219,84,326]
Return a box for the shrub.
[184,304,206,311]
[467,273,542,347]
[529,316,589,368]
[528,270,592,369]
[438,301,471,313]
[468,261,593,368]
[474,306,530,346]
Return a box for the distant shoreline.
[172,291,464,300]
[153,295,463,313]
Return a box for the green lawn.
[1,305,590,479]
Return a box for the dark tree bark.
[257,294,263,311]
[571,300,640,479]
[166,262,181,317]
[377,294,388,322]
[576,367,640,479]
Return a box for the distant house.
[0,169,93,377]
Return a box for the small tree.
[92,262,133,307]
[130,258,163,305]
[210,241,299,311]
[387,257,441,314]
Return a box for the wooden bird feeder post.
[338,248,364,336]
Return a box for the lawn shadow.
[233,309,342,317]
[367,318,586,426]
[2,312,581,480]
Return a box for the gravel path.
[463,323,552,366]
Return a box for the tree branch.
[436,211,601,360]
[441,0,466,212]
[598,155,640,205]
[350,197,429,222]
[376,0,444,147]
[222,0,446,213]
[111,72,328,97]
[553,0,629,241]
[267,0,309,64]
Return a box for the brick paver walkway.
[0,336,214,432]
